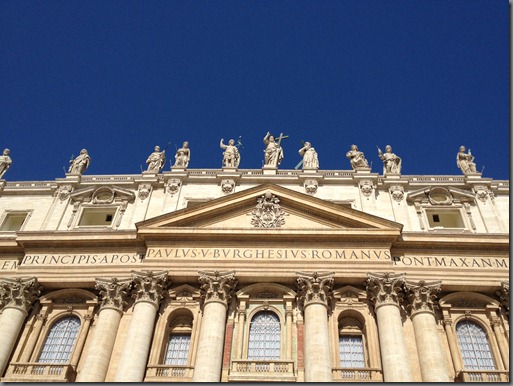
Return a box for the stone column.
[441,316,463,373]
[366,272,412,382]
[76,277,131,382]
[404,280,450,382]
[489,315,509,370]
[192,270,237,382]
[296,271,334,382]
[114,271,168,382]
[0,277,41,376]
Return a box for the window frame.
[37,314,82,364]
[455,319,496,371]
[0,210,32,232]
[247,310,282,361]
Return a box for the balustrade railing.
[332,367,383,382]
[145,365,194,381]
[457,370,509,382]
[4,362,74,382]
[229,359,296,381]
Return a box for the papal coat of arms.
[250,191,287,228]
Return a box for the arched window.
[339,316,365,368]
[456,320,496,370]
[247,311,280,360]
[38,315,81,363]
[164,313,193,365]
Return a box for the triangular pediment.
[137,184,402,239]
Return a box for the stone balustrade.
[145,364,195,381]
[229,359,296,382]
[332,367,383,382]
[4,362,75,382]
[456,370,509,382]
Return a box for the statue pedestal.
[142,171,158,178]
[354,167,372,173]
[221,167,238,173]
[302,167,318,174]
[384,172,401,179]
[464,172,482,180]
[171,167,186,173]
[64,173,82,183]
[262,165,277,175]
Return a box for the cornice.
[393,232,509,251]
[15,230,140,249]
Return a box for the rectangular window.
[426,209,465,229]
[78,208,117,227]
[165,334,191,365]
[339,335,365,368]
[0,212,28,232]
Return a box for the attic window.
[78,208,117,227]
[0,212,29,232]
[426,209,465,230]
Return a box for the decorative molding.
[54,296,86,304]
[404,280,441,315]
[0,277,41,313]
[96,277,132,311]
[414,202,425,230]
[359,180,374,198]
[296,271,334,309]
[463,202,476,231]
[255,291,278,299]
[428,187,453,205]
[131,270,169,308]
[55,184,73,201]
[165,178,182,195]
[221,179,235,194]
[496,281,509,315]
[366,272,405,309]
[389,185,404,203]
[198,270,237,307]
[249,191,287,228]
[303,179,318,195]
[137,184,152,201]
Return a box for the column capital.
[404,280,441,316]
[0,277,41,314]
[496,280,509,315]
[198,270,237,307]
[96,277,132,312]
[131,270,169,308]
[296,271,334,309]
[366,272,405,309]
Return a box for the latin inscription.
[146,248,391,261]
[20,253,141,266]
[393,256,508,269]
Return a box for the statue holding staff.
[377,145,401,174]
[0,148,12,179]
[68,149,91,175]
[220,138,240,168]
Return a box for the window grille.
[38,316,81,363]
[247,311,280,360]
[165,334,191,365]
[339,335,365,368]
[456,320,496,370]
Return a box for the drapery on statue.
[220,138,240,168]
[346,144,369,170]
[456,146,477,175]
[298,142,319,169]
[263,132,288,167]
[68,149,91,175]
[0,148,12,179]
[145,145,166,172]
[377,145,402,174]
[173,141,190,168]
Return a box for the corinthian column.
[114,271,168,382]
[404,280,449,382]
[0,277,41,376]
[296,271,334,382]
[77,277,131,382]
[366,272,412,382]
[192,270,237,382]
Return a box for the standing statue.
[173,141,190,168]
[298,142,319,169]
[346,144,369,169]
[377,145,402,174]
[68,149,91,175]
[263,132,288,167]
[220,138,240,168]
[0,148,12,179]
[145,145,166,172]
[456,146,477,175]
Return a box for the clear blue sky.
[0,0,509,181]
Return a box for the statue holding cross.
[263,131,288,167]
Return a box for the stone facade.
[0,167,509,382]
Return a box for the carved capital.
[366,272,405,309]
[198,270,237,307]
[404,280,441,316]
[96,277,132,312]
[0,277,41,314]
[131,271,169,307]
[296,271,334,309]
[496,281,509,315]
